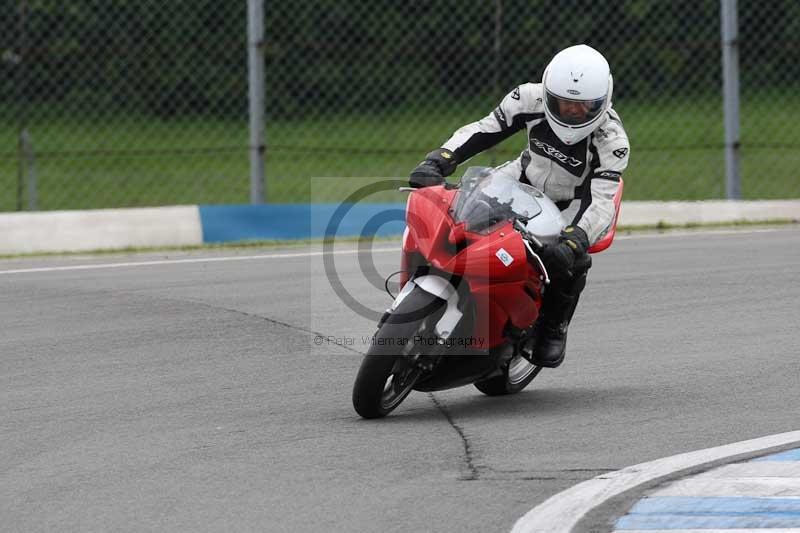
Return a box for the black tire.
[474,354,542,396]
[352,287,446,418]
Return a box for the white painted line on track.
[614,226,789,240]
[650,477,800,497]
[510,430,800,533]
[616,530,800,533]
[0,226,790,276]
[692,462,800,478]
[0,247,402,276]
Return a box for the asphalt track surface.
[2,227,799,532]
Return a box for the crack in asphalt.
[474,467,618,481]
[166,297,367,356]
[135,295,612,484]
[427,393,480,481]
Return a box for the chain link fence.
[0,1,250,212]
[1,1,798,212]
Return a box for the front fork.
[378,274,466,376]
[382,274,464,340]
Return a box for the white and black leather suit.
[409,82,631,368]
[439,82,630,246]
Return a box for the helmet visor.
[545,90,606,127]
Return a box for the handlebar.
[514,219,550,285]
[513,219,545,253]
[398,182,460,193]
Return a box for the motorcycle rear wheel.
[473,354,541,396]
[352,287,445,419]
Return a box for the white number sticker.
[496,248,514,267]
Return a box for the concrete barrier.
[620,200,800,227]
[0,200,797,255]
[0,206,203,255]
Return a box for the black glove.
[541,226,591,281]
[409,148,458,188]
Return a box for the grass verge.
[2,94,799,211]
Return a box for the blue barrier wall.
[199,203,407,243]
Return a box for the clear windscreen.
[452,169,543,234]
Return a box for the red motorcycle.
[352,167,622,418]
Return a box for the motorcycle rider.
[409,44,629,368]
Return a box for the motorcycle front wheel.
[352,286,445,419]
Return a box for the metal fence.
[1,1,250,212]
[1,0,798,212]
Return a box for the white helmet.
[542,44,613,145]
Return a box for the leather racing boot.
[530,271,587,368]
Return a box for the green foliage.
[1,0,246,119]
[1,93,798,213]
[1,1,799,211]
[2,0,800,119]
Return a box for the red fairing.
[587,178,624,254]
[400,186,456,289]
[404,186,459,265]
[402,185,545,348]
